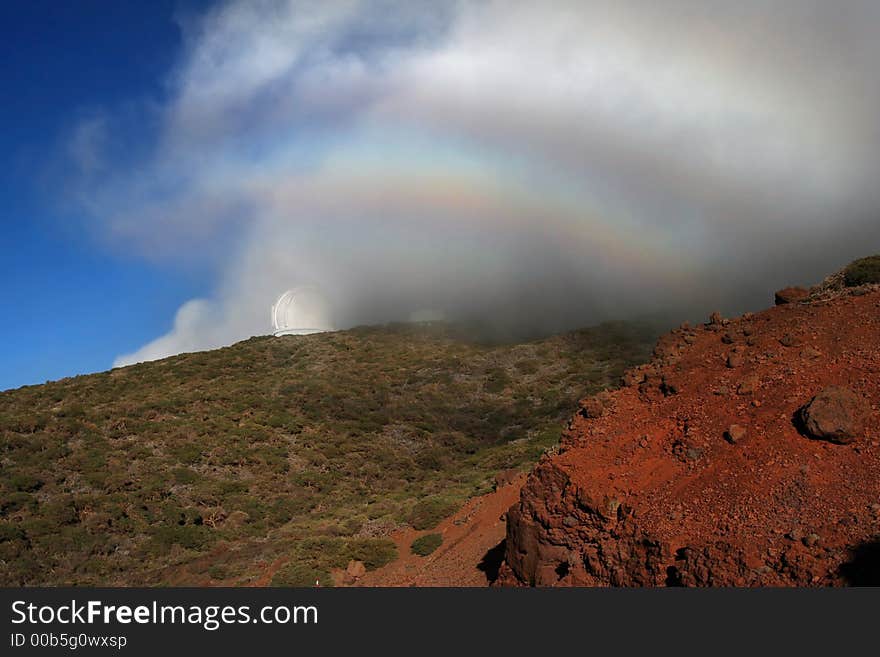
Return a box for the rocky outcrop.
[499,286,880,587]
[503,458,667,586]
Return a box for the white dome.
[271,287,333,336]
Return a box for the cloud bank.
[69,0,880,366]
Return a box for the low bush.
[10,474,43,492]
[168,442,203,464]
[410,533,442,556]
[844,255,880,287]
[146,525,214,555]
[207,565,227,580]
[0,522,25,543]
[347,538,397,569]
[270,562,331,587]
[1,492,35,514]
[408,497,457,530]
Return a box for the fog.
[64,1,880,366]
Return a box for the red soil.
[498,286,880,586]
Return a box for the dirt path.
[351,474,525,587]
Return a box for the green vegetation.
[0,320,658,585]
[408,497,457,530]
[271,562,332,587]
[843,255,880,287]
[411,533,443,557]
[269,536,397,586]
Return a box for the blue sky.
[0,1,215,390]
[2,1,877,392]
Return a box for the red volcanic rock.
[499,288,880,587]
[342,559,367,584]
[736,374,760,396]
[494,468,521,490]
[724,424,747,444]
[797,386,868,444]
[775,287,809,305]
[578,394,609,419]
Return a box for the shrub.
[0,522,25,543]
[270,562,331,587]
[844,255,880,287]
[484,368,511,393]
[347,538,397,569]
[58,403,87,419]
[209,480,248,497]
[43,498,79,526]
[1,492,35,514]
[516,360,539,375]
[147,525,213,555]
[408,497,457,530]
[10,473,43,492]
[168,441,203,464]
[410,533,442,556]
[207,565,227,580]
[171,467,199,484]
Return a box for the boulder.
[724,425,747,444]
[578,396,606,419]
[346,560,366,579]
[737,374,760,396]
[797,386,868,444]
[494,468,520,490]
[775,287,809,305]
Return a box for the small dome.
[271,287,333,336]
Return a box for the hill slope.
[499,282,880,586]
[0,321,657,585]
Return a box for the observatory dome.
[271,287,334,337]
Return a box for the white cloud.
[69,0,880,365]
[113,299,219,367]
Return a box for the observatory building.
[271,287,334,337]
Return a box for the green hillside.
[0,321,657,585]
